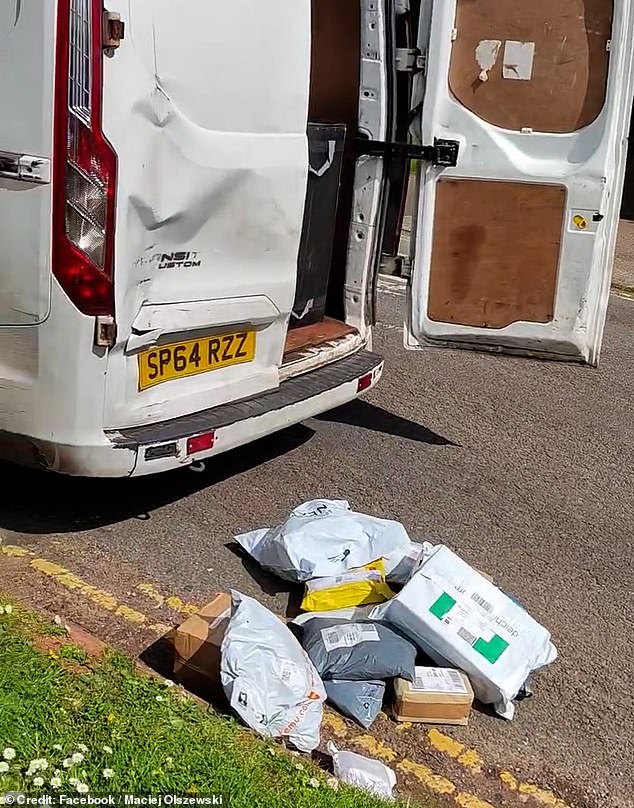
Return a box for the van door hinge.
[103,10,125,51]
[0,152,50,184]
[395,47,426,74]
[355,137,460,167]
[95,316,117,348]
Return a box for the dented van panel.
[101,0,311,428]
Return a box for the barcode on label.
[412,666,469,694]
[458,627,477,646]
[321,622,380,652]
[470,592,493,613]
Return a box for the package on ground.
[301,617,416,682]
[171,592,231,701]
[235,499,413,583]
[384,541,433,585]
[292,605,375,627]
[220,591,325,752]
[328,742,396,800]
[300,559,393,612]
[370,545,557,719]
[393,667,473,726]
[324,679,386,729]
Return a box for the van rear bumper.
[11,350,383,477]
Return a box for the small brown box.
[393,667,474,726]
[171,592,232,703]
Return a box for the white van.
[0,0,632,477]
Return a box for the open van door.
[407,1,634,365]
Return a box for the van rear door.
[100,0,311,428]
[0,1,55,326]
[407,1,634,365]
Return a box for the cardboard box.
[393,667,474,726]
[172,592,232,703]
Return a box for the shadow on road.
[315,399,458,446]
[225,542,304,618]
[0,424,315,535]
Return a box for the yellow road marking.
[354,735,398,763]
[322,711,348,738]
[1,545,33,557]
[427,728,483,772]
[456,793,497,808]
[397,758,456,795]
[136,583,198,615]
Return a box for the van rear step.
[108,349,382,448]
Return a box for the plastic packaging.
[235,500,412,583]
[220,591,325,751]
[371,545,557,719]
[328,742,396,800]
[300,559,393,612]
[324,680,385,729]
[300,617,416,682]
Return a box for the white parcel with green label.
[371,545,557,719]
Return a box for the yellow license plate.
[138,330,256,391]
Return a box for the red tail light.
[53,0,117,316]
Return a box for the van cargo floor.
[109,349,382,446]
[284,317,357,358]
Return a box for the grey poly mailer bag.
[300,618,416,682]
[324,679,385,729]
[220,591,326,752]
[235,499,412,582]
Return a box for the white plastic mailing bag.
[371,545,557,719]
[235,500,412,582]
[327,742,396,800]
[220,591,326,751]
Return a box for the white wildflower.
[102,746,113,755]
[76,744,88,753]
[50,777,62,789]
[163,679,175,688]
[2,749,16,761]
[102,769,114,779]
[76,783,89,794]
[165,757,173,766]
[62,758,73,768]
[0,762,9,773]
[326,777,339,791]
[33,777,44,788]
[53,745,63,752]
[54,615,63,626]
[37,758,49,771]
[69,778,79,787]
[308,777,320,789]
[266,748,275,757]
[294,763,304,771]
[3,605,12,615]
[0,606,5,615]
[71,753,84,764]
[155,695,164,702]
[54,769,61,776]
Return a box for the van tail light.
[52,0,117,316]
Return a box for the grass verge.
[0,600,418,806]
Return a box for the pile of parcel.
[171,500,557,755]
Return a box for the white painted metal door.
[408,0,634,365]
[0,0,55,326]
[102,0,310,427]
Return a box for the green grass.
[0,603,412,806]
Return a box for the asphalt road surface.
[1,284,633,808]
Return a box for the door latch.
[355,137,460,167]
[395,47,426,74]
[0,152,51,184]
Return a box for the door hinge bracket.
[0,152,51,184]
[103,10,125,51]
[95,316,117,348]
[355,137,460,167]
[395,47,426,74]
